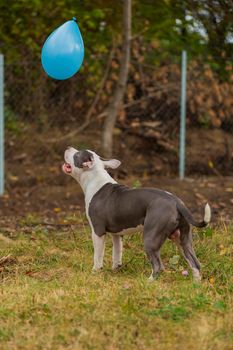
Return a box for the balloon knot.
[72,17,77,22]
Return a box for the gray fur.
[89,182,209,280]
[63,147,211,281]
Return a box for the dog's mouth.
[62,162,72,174]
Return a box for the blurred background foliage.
[1,0,233,131]
[0,0,233,176]
[0,0,232,71]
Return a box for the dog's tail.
[177,201,211,227]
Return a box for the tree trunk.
[102,0,131,157]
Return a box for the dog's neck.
[76,168,117,206]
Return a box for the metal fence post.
[179,50,187,180]
[0,54,4,195]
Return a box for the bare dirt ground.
[0,174,232,227]
[1,127,232,228]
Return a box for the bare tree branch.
[102,0,132,157]
[47,44,116,143]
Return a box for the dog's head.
[62,147,121,180]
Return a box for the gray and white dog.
[63,147,211,282]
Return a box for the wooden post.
[102,0,131,157]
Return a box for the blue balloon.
[41,17,84,80]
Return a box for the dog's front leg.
[111,235,123,269]
[92,231,106,271]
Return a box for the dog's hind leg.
[144,234,166,280]
[179,222,201,282]
[143,206,179,280]
[111,235,123,269]
[143,216,168,280]
[158,252,165,271]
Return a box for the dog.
[62,147,211,281]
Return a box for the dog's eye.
[86,155,93,162]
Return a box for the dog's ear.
[101,158,121,169]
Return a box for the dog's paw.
[92,266,103,273]
[112,264,122,271]
[192,268,202,283]
[148,272,160,282]
[193,275,202,283]
[148,274,156,282]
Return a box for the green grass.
[0,217,232,350]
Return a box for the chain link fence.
[2,51,233,192]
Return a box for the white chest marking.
[81,170,116,230]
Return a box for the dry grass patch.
[0,220,232,349]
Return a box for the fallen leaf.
[0,255,18,267]
[211,203,220,209]
[219,247,231,255]
[219,202,226,208]
[2,193,9,200]
[122,283,131,290]
[9,175,18,182]
[207,183,216,188]
[208,161,214,168]
[49,167,59,174]
[209,277,215,284]
[195,192,206,200]
[169,255,180,265]
[225,188,233,192]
